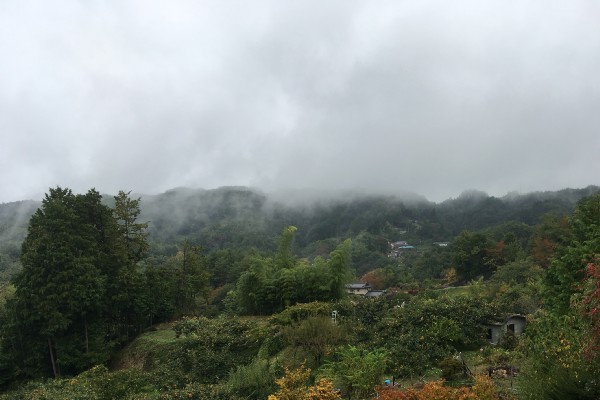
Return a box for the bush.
[284,316,346,366]
[0,365,156,400]
[519,312,600,399]
[226,359,279,400]
[373,295,498,376]
[319,346,386,399]
[268,302,332,326]
[438,357,464,381]
[157,316,265,385]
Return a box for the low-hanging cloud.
[1,0,599,203]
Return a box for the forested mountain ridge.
[139,185,600,247]
[437,186,600,231]
[135,185,600,246]
[1,185,598,282]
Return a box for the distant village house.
[345,283,386,298]
[389,241,415,257]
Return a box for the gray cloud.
[1,0,599,203]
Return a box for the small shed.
[486,314,527,344]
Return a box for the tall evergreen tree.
[10,188,112,377]
[3,187,151,378]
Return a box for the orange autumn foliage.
[374,375,500,400]
[268,364,341,400]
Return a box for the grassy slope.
[111,324,177,371]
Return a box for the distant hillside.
[0,200,39,281]
[437,186,600,233]
[137,185,600,249]
[140,186,277,251]
[1,185,598,281]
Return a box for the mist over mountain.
[2,185,598,253]
[0,183,596,286]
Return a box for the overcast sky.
[1,0,599,203]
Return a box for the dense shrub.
[319,346,387,399]
[0,365,155,400]
[268,302,332,326]
[438,357,465,381]
[226,358,279,400]
[373,294,498,377]
[283,316,347,366]
[162,316,264,384]
[519,311,600,399]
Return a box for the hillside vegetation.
[0,185,599,399]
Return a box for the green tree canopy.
[544,194,600,314]
[451,231,492,281]
[3,187,150,379]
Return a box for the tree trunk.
[48,337,59,378]
[84,316,89,353]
